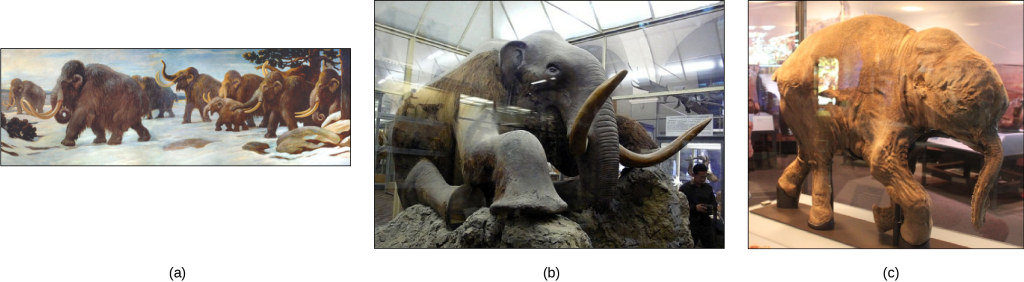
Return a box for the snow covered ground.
[1,100,349,165]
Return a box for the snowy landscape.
[1,100,350,165]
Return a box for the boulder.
[375,205,591,248]
[275,127,341,154]
[565,167,694,248]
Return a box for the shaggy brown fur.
[54,60,151,146]
[220,70,265,127]
[234,71,315,138]
[203,96,249,132]
[616,115,658,152]
[160,60,221,123]
[7,78,46,114]
[258,64,319,84]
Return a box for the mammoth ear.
[71,74,84,90]
[273,81,283,92]
[232,79,241,88]
[187,74,195,85]
[329,78,340,93]
[500,41,527,87]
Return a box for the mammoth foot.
[264,132,277,139]
[107,139,122,145]
[898,236,930,249]
[776,185,799,209]
[61,139,76,147]
[872,204,895,233]
[807,218,834,230]
[92,137,107,144]
[215,127,223,131]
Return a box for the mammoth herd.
[5,58,347,147]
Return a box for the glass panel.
[544,1,599,39]
[503,1,552,40]
[374,1,430,34]
[493,1,518,40]
[546,1,601,31]
[650,1,720,17]
[591,1,652,30]
[459,1,493,51]
[417,1,480,46]
[409,43,462,87]
[374,30,409,94]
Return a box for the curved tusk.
[22,99,62,119]
[619,117,712,167]
[203,91,211,103]
[243,100,262,114]
[568,70,627,156]
[295,101,319,118]
[155,71,175,87]
[261,61,269,77]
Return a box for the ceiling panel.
[544,1,598,39]
[459,1,494,50]
[417,1,480,46]
[591,1,652,29]
[374,1,430,34]
[503,1,553,40]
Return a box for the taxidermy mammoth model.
[157,60,220,123]
[772,16,1009,247]
[392,31,710,227]
[5,78,47,115]
[23,60,152,146]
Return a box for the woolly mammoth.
[203,95,249,132]
[308,65,346,125]
[157,60,219,123]
[5,78,46,115]
[216,70,264,127]
[23,60,151,146]
[392,31,710,227]
[231,67,316,138]
[134,76,177,119]
[772,16,1009,247]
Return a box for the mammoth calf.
[5,78,47,115]
[203,95,249,132]
[24,60,151,146]
[216,70,264,127]
[772,16,1009,247]
[232,67,316,138]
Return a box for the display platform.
[748,196,1020,248]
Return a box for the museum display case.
[373,1,726,248]
[748,1,1023,249]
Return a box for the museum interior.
[376,1,729,249]
[748,1,1024,248]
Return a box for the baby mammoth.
[203,95,249,132]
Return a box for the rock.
[320,111,344,128]
[275,127,341,154]
[162,139,213,151]
[565,167,694,248]
[323,119,350,135]
[375,205,591,248]
[1,112,6,128]
[339,136,350,148]
[242,142,270,155]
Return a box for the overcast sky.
[1,49,267,92]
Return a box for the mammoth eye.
[546,64,560,75]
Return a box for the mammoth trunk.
[971,132,1004,229]
[577,102,620,208]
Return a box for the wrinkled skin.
[219,70,265,127]
[6,79,46,115]
[392,31,707,227]
[232,71,314,138]
[159,60,218,123]
[772,16,1008,247]
[24,60,151,146]
[203,96,249,132]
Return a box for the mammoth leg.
[870,131,931,247]
[466,131,568,216]
[402,160,487,228]
[61,110,95,147]
[91,119,107,144]
[157,109,165,118]
[246,115,256,127]
[132,122,151,142]
[183,101,195,124]
[776,153,811,208]
[107,129,125,145]
[280,108,299,131]
[215,121,223,131]
[807,158,835,230]
[241,122,249,131]
[264,111,279,138]
[198,100,212,122]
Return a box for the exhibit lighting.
[426,51,444,60]
[761,25,775,30]
[749,26,756,30]
[1013,1,1024,4]
[901,6,923,12]
[377,73,394,85]
[685,61,715,72]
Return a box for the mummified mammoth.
[24,60,151,146]
[392,31,710,227]
[772,15,1009,247]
